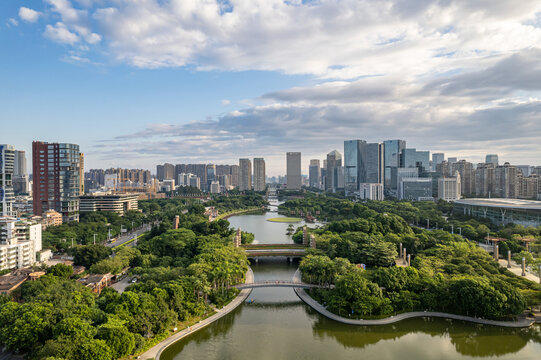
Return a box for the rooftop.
[455,198,541,210]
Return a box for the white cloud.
[19,7,41,22]
[221,99,231,105]
[7,18,19,27]
[44,22,80,45]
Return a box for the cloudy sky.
[2,0,541,175]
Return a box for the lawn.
[266,217,302,223]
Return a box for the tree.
[96,322,135,358]
[72,245,112,268]
[48,264,73,279]
[76,339,114,360]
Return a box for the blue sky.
[2,1,541,175]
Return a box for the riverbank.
[292,269,535,328]
[213,207,263,221]
[140,268,254,360]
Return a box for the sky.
[1,0,541,176]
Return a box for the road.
[105,225,151,248]
[111,276,135,293]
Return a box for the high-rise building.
[344,140,384,193]
[517,175,539,199]
[432,153,444,171]
[435,160,451,178]
[447,157,458,165]
[230,165,239,188]
[383,139,406,191]
[400,148,430,173]
[451,160,475,196]
[239,159,252,191]
[79,153,84,195]
[206,164,216,190]
[12,150,29,195]
[286,152,302,190]
[517,165,533,177]
[0,145,15,217]
[253,158,266,191]
[475,163,496,197]
[366,142,384,184]
[32,141,82,222]
[486,154,499,166]
[494,162,519,198]
[326,150,342,191]
[438,172,461,201]
[309,159,321,189]
[344,140,366,193]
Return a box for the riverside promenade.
[292,269,534,328]
[141,268,254,360]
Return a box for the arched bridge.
[233,280,328,290]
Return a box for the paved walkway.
[140,268,254,360]
[498,259,540,283]
[292,269,534,328]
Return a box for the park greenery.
[285,196,541,320]
[0,196,255,360]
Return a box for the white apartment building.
[0,217,42,270]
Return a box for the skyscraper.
[253,158,266,191]
[344,140,366,193]
[326,150,342,191]
[206,164,216,190]
[366,142,384,184]
[0,145,15,217]
[383,139,406,192]
[309,159,321,189]
[32,141,82,222]
[239,159,252,191]
[486,154,499,166]
[400,148,430,173]
[432,153,444,171]
[12,150,28,195]
[286,152,301,190]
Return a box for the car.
[131,278,138,283]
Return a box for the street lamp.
[426,218,430,230]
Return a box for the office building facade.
[326,150,342,191]
[309,159,321,189]
[438,172,461,201]
[286,152,301,190]
[383,139,406,192]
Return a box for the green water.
[161,214,541,360]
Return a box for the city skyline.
[2,1,541,175]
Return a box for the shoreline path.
[140,268,254,360]
[292,269,534,328]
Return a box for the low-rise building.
[399,178,433,201]
[454,198,541,227]
[79,193,139,215]
[43,209,63,229]
[78,273,112,294]
[0,217,42,271]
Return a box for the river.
[161,210,541,360]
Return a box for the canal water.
[161,211,541,360]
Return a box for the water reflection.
[161,217,541,360]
